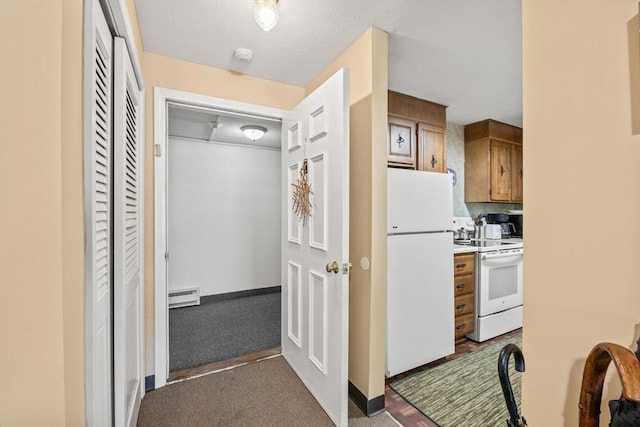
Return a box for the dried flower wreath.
[292,159,313,224]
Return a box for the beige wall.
[307,27,389,399]
[125,0,144,65]
[522,1,640,425]
[0,0,84,424]
[142,52,305,373]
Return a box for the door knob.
[326,261,340,274]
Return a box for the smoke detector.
[233,48,254,63]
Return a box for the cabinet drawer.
[455,313,475,339]
[454,293,474,316]
[454,274,475,297]
[454,254,475,276]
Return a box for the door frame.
[153,88,285,387]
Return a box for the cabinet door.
[417,123,446,173]
[511,144,523,202]
[388,116,416,168]
[490,140,511,201]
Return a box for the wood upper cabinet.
[510,143,523,202]
[388,91,447,172]
[489,140,511,201]
[387,115,417,168]
[464,119,523,203]
[417,123,446,173]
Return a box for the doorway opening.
[154,89,286,387]
[166,103,283,377]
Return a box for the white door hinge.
[155,144,162,157]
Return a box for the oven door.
[478,250,523,316]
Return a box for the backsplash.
[447,123,523,219]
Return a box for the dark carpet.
[137,356,400,427]
[169,290,281,372]
[390,332,522,427]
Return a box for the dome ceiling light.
[241,125,267,141]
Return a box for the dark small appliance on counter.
[508,212,523,238]
[486,213,517,239]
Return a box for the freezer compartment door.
[388,168,453,233]
[386,232,454,377]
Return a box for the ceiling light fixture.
[254,0,279,32]
[233,47,254,63]
[208,118,222,141]
[241,125,267,141]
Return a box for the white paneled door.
[281,68,350,427]
[113,37,144,427]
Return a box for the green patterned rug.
[390,332,522,427]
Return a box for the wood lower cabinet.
[453,253,475,339]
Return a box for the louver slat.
[94,42,110,298]
[124,86,138,280]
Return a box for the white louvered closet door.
[87,0,113,425]
[113,36,144,427]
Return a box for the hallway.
[138,356,400,427]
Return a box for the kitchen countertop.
[454,237,523,254]
[454,244,479,254]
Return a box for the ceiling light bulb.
[254,0,279,32]
[241,125,267,141]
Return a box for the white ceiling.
[168,103,282,148]
[137,0,522,134]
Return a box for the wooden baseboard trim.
[349,381,386,417]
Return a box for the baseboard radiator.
[168,287,200,309]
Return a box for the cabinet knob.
[456,283,466,289]
[456,303,466,310]
[455,263,466,269]
[456,324,466,330]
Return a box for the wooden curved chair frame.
[578,342,640,427]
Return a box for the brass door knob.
[326,261,340,274]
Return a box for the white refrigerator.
[386,168,455,377]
